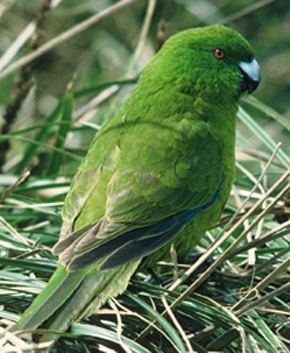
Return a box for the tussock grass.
[0,1,289,352]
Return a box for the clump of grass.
[0,1,289,352]
[0,77,289,353]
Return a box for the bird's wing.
[54,121,222,270]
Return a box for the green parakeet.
[12,25,261,347]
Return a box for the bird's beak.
[239,58,261,94]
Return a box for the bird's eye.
[214,48,225,60]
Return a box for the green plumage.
[13,25,260,348]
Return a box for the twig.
[23,221,50,232]
[0,0,137,81]
[235,282,290,316]
[196,295,247,353]
[0,1,62,71]
[0,169,30,203]
[239,148,285,168]
[128,0,157,75]
[155,20,168,52]
[256,307,290,316]
[74,0,153,123]
[168,170,290,294]
[254,247,290,277]
[228,220,290,257]
[0,23,36,72]
[220,0,280,25]
[217,205,289,228]
[0,216,33,246]
[0,0,15,19]
[161,295,194,353]
[73,86,119,122]
[232,257,290,312]
[226,142,282,238]
[113,299,179,348]
[110,299,133,353]
[0,0,60,169]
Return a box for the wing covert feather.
[55,119,222,270]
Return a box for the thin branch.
[0,0,61,170]
[220,0,280,25]
[239,148,285,168]
[255,247,290,276]
[228,220,290,257]
[235,282,290,316]
[0,1,62,71]
[168,170,290,293]
[0,216,33,246]
[0,0,15,19]
[73,86,119,122]
[0,23,36,72]
[127,0,157,75]
[0,0,137,81]
[73,0,153,122]
[161,295,194,353]
[232,257,290,312]
[196,295,247,353]
[222,142,282,243]
[0,169,30,203]
[110,299,133,353]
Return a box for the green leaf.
[15,100,64,174]
[74,78,137,98]
[243,96,290,133]
[248,310,289,353]
[127,293,188,353]
[238,106,290,168]
[71,323,151,353]
[45,93,74,174]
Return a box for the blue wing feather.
[69,189,220,270]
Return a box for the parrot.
[12,24,261,348]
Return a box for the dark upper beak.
[239,58,261,94]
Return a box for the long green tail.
[13,266,86,331]
[12,261,140,347]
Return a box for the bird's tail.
[12,261,139,347]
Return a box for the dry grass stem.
[0,170,30,203]
[110,299,133,353]
[235,282,290,315]
[0,0,137,81]
[168,169,290,293]
[161,295,194,353]
[229,219,290,257]
[128,0,157,74]
[232,257,290,312]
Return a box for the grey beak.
[239,58,261,93]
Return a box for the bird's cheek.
[227,71,247,99]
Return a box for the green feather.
[13,266,85,330]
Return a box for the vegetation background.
[0,0,289,352]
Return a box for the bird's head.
[146,25,261,104]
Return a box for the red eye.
[214,48,225,60]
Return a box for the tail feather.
[12,260,141,348]
[45,270,110,333]
[13,266,86,331]
[44,260,141,336]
